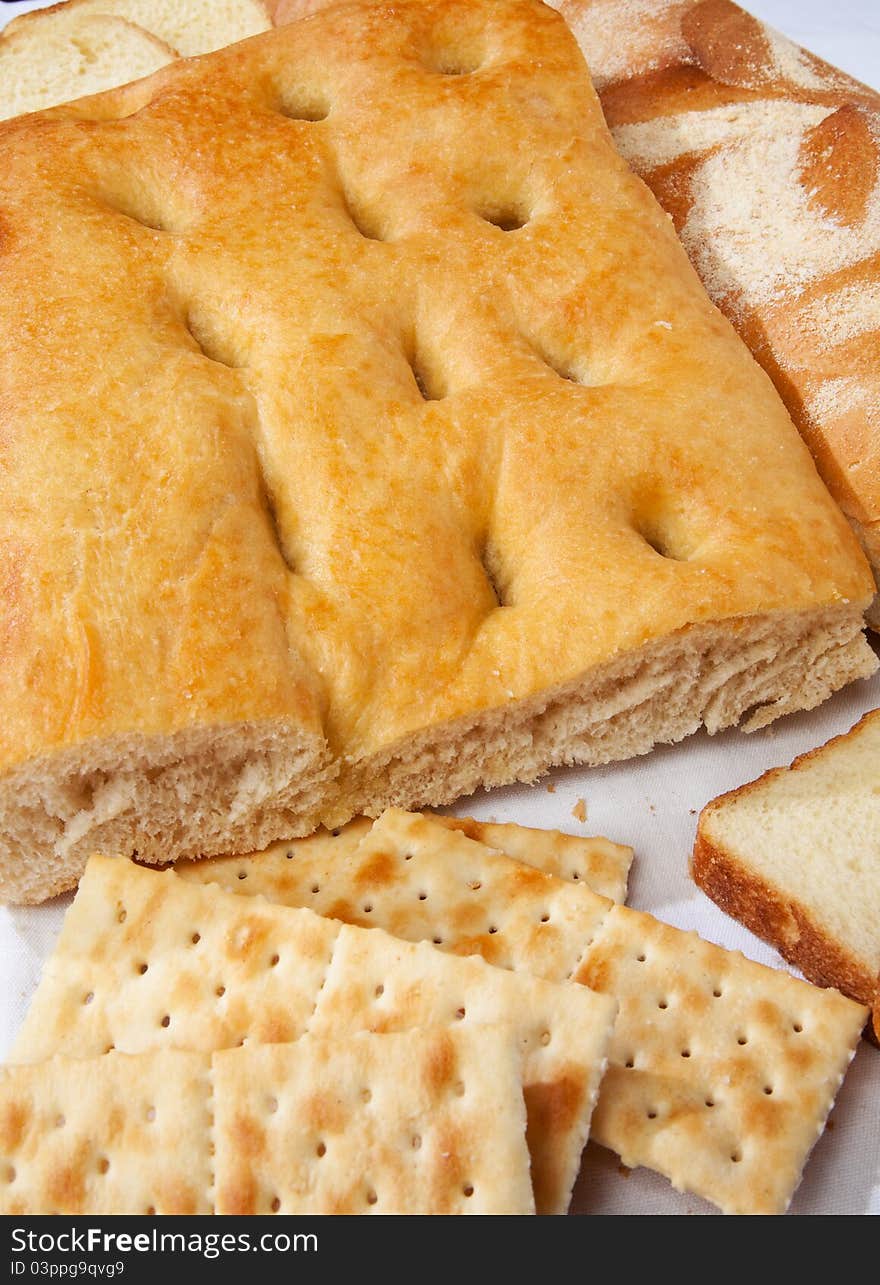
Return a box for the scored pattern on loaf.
[537,0,880,615]
[187,807,867,1214]
[0,0,874,903]
[12,857,617,1215]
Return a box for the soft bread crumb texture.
[0,12,176,119]
[0,0,875,903]
[695,707,880,1012]
[5,0,270,59]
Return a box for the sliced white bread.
[694,709,880,1039]
[0,11,176,120]
[6,0,271,58]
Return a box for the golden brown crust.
[693,707,880,1037]
[546,0,880,606]
[692,828,876,1007]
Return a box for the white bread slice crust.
[693,708,880,1038]
[6,0,271,58]
[0,12,176,121]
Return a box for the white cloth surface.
[0,0,878,1216]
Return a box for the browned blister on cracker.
[0,1050,212,1215]
[213,1028,535,1214]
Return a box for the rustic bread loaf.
[0,0,875,904]
[694,708,880,1039]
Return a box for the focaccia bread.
[279,0,880,623]
[559,0,880,625]
[0,0,875,904]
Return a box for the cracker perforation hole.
[97,1157,110,1175]
[270,1196,281,1212]
[712,987,723,998]
[237,871,248,882]
[453,1081,466,1097]
[83,991,94,1006]
[462,1184,475,1198]
[146,1206,156,1216]
[539,913,551,924]
[411,1134,422,1150]
[361,1088,372,1104]
[432,936,442,945]
[730,1151,742,1164]
[418,891,428,902]
[137,962,148,977]
[374,984,384,998]
[270,953,280,967]
[792,1022,804,1034]
[160,1015,171,1029]
[363,904,373,915]
[316,1141,326,1158]
[624,1057,635,1069]
[705,1098,715,1109]
[117,908,127,924]
[215,986,226,999]
[488,925,498,935]
[736,1034,748,1046]
[54,1114,66,1129]
[366,1188,378,1205]
[5,1166,15,1184]
[657,999,668,1010]
[311,884,320,895]
[455,1007,466,1021]
[191,932,201,944]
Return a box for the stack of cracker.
[1,810,868,1215]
